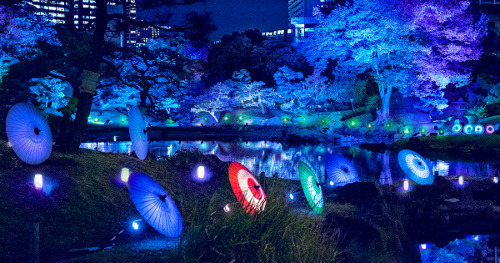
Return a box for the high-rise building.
[288,0,334,42]
[27,0,137,47]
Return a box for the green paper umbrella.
[298,161,324,214]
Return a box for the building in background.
[27,0,138,48]
[288,0,334,43]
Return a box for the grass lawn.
[0,145,342,263]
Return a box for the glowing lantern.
[197,166,205,179]
[420,244,427,250]
[474,124,484,134]
[485,125,495,134]
[288,193,295,200]
[493,177,498,184]
[458,176,464,185]
[403,179,409,191]
[121,167,130,182]
[452,124,462,134]
[132,221,139,230]
[463,124,474,135]
[34,174,43,190]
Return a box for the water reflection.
[80,140,500,182]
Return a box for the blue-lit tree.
[227,69,275,114]
[191,82,232,122]
[300,0,420,122]
[29,75,72,116]
[398,0,488,112]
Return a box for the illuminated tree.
[301,0,420,122]
[29,75,72,116]
[398,0,488,111]
[191,82,232,122]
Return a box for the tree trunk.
[60,0,108,151]
[209,112,218,123]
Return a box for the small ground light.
[197,166,205,179]
[420,244,427,250]
[494,177,498,184]
[132,221,139,230]
[289,193,295,200]
[403,179,409,191]
[368,123,372,129]
[223,204,231,213]
[94,117,98,122]
[473,235,479,241]
[458,176,464,185]
[121,167,130,182]
[113,136,118,142]
[34,174,43,190]
[329,181,334,186]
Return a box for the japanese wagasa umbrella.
[228,162,267,215]
[298,161,324,214]
[5,103,52,165]
[128,106,148,160]
[128,172,183,237]
[397,149,433,185]
[325,153,359,187]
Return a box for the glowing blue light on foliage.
[132,221,139,230]
[34,174,43,190]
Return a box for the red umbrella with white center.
[228,162,266,215]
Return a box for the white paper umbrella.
[128,106,148,160]
[397,149,433,185]
[325,153,359,187]
[5,103,52,165]
[128,172,183,237]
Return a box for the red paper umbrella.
[228,162,266,215]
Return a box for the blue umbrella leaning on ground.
[128,106,148,160]
[5,103,52,165]
[128,172,183,237]
[325,153,359,187]
[397,149,434,185]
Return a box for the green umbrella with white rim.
[298,161,324,214]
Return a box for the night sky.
[137,0,289,41]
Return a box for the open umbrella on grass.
[325,153,359,187]
[298,161,323,214]
[6,103,52,165]
[128,106,148,160]
[128,172,183,237]
[228,162,267,215]
[397,149,433,185]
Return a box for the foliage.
[425,237,489,263]
[398,0,488,111]
[191,82,233,122]
[29,75,72,116]
[301,0,420,122]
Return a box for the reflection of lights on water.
[113,136,118,142]
[459,176,464,186]
[197,166,205,179]
[420,244,427,250]
[223,204,231,213]
[432,160,449,176]
[34,174,43,190]
[403,179,409,191]
[121,167,130,182]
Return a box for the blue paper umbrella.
[128,106,148,160]
[128,172,183,237]
[397,149,433,185]
[325,154,359,187]
[5,103,52,165]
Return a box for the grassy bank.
[0,145,342,263]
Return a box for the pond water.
[79,140,500,262]
[80,140,500,184]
